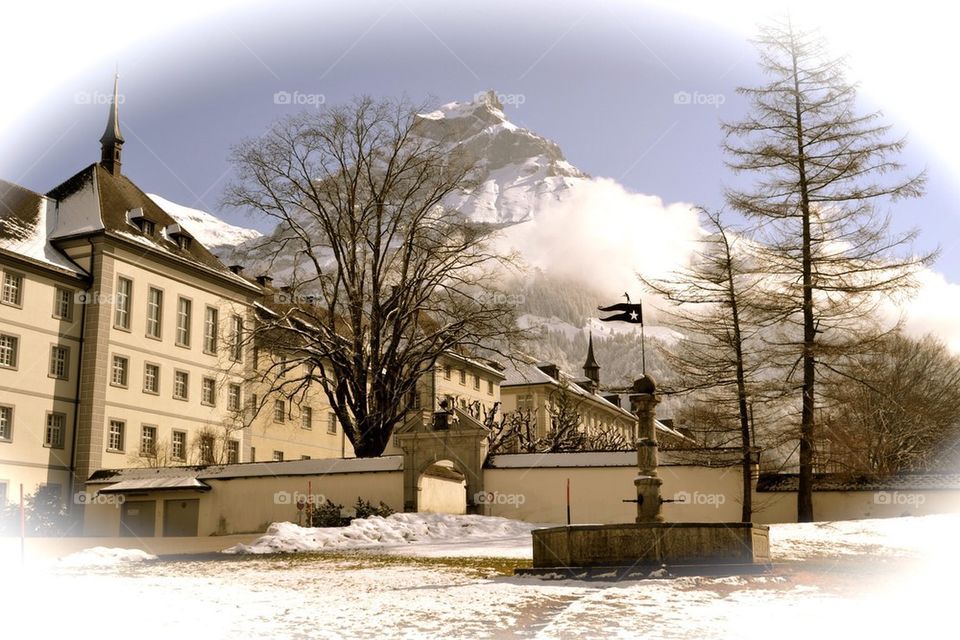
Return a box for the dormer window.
[165,223,194,250]
[140,219,155,235]
[127,207,154,235]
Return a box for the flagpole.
[641,322,646,375]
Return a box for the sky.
[2,1,959,304]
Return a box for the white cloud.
[900,269,960,353]
[498,177,702,299]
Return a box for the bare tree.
[723,20,933,521]
[820,332,960,475]
[226,96,524,457]
[540,381,587,453]
[641,208,769,521]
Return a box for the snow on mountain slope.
[147,193,262,253]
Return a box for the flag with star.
[597,301,643,324]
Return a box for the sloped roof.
[0,179,86,275]
[47,163,255,288]
[756,472,960,492]
[86,456,404,484]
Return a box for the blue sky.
[3,1,958,279]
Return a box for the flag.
[597,302,643,324]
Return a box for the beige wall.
[753,489,960,524]
[482,462,743,524]
[83,470,404,536]
[0,257,84,504]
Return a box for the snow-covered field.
[1,514,956,639]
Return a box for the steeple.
[583,331,600,387]
[99,73,124,175]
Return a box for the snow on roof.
[87,456,404,484]
[501,358,637,421]
[0,180,86,275]
[147,193,262,250]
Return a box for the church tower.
[583,331,600,387]
[99,74,124,175]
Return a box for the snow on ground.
[1,514,957,639]
[57,546,157,567]
[224,512,543,557]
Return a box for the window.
[201,377,216,406]
[274,400,285,423]
[474,374,481,390]
[0,334,19,368]
[250,446,256,462]
[1,272,23,306]
[226,440,239,464]
[0,406,12,441]
[146,287,163,338]
[171,430,186,460]
[327,413,337,435]
[49,345,69,379]
[458,369,466,385]
[177,236,192,250]
[53,287,73,320]
[107,419,124,451]
[301,406,313,430]
[409,389,420,409]
[140,219,155,235]
[174,370,189,400]
[115,277,132,329]
[45,412,65,448]
[517,393,534,413]
[272,450,284,462]
[111,355,129,387]
[487,380,494,395]
[443,364,451,380]
[229,315,243,362]
[200,435,215,463]
[176,297,192,347]
[203,306,218,353]
[228,383,241,412]
[300,455,311,460]
[140,425,157,456]
[143,363,160,394]
[0,481,7,504]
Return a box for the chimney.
[255,275,273,287]
[229,265,245,275]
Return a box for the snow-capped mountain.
[417,90,587,224]
[147,193,263,253]
[148,91,700,386]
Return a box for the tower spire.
[583,331,600,387]
[99,71,124,175]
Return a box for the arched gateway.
[394,406,489,514]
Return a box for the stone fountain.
[526,375,770,574]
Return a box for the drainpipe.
[67,237,93,512]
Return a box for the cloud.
[498,177,702,299]
[900,269,960,353]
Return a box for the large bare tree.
[820,332,960,475]
[641,208,770,521]
[724,20,933,520]
[226,96,523,457]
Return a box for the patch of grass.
[259,550,531,576]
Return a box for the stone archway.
[395,408,489,514]
[416,460,467,514]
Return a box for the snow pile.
[223,513,540,555]
[58,546,158,567]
